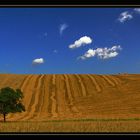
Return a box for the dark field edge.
[0,134,139,140]
[0,132,140,134]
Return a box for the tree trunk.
[3,114,6,122]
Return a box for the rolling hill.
[0,74,140,121]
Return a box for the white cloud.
[32,58,44,65]
[69,36,92,49]
[134,8,140,14]
[80,49,96,60]
[79,45,122,60]
[59,23,68,35]
[118,11,133,23]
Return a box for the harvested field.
[1,119,140,132]
[0,74,140,132]
[0,74,140,121]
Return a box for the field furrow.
[55,75,67,117]
[87,75,101,92]
[39,75,51,118]
[15,75,41,121]
[20,75,34,93]
[24,75,44,121]
[101,75,116,87]
[63,75,79,113]
[33,75,46,113]
[8,75,34,121]
[30,75,47,120]
[50,75,58,118]
[37,75,46,118]
[0,73,139,122]
[110,76,122,85]
[23,75,41,111]
[71,74,82,97]
[106,75,118,86]
[79,75,89,96]
[18,76,28,88]
[69,75,81,98]
[7,75,28,120]
[115,76,123,84]
[74,75,87,97]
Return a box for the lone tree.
[0,87,25,122]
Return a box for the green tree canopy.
[0,87,25,122]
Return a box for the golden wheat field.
[0,73,140,132]
[1,120,140,132]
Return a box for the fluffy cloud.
[134,8,140,13]
[80,49,96,60]
[32,58,44,65]
[118,11,133,23]
[69,36,92,49]
[79,45,122,60]
[59,23,68,35]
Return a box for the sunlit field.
[0,74,140,132]
[1,8,140,133]
[1,119,140,132]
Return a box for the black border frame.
[0,0,140,138]
[0,0,139,6]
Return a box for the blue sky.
[0,8,140,74]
